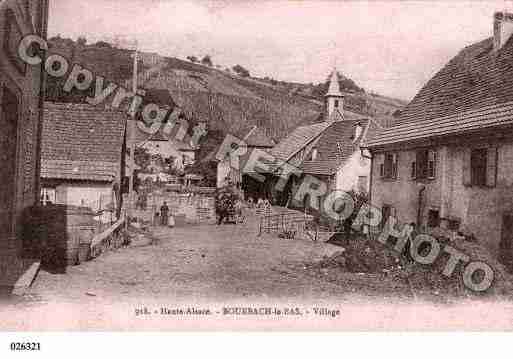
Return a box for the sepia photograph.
[2,0,513,341]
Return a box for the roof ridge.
[384,99,513,132]
[44,101,127,114]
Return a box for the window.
[463,147,497,187]
[428,209,440,228]
[471,148,487,186]
[427,150,436,179]
[334,100,339,108]
[380,152,398,179]
[414,149,436,180]
[41,188,56,205]
[448,218,461,231]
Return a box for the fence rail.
[90,218,125,257]
[258,211,341,242]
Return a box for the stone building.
[367,12,513,263]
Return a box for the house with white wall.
[136,125,198,170]
[366,12,513,265]
[268,70,375,207]
[40,102,126,213]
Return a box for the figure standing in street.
[160,201,169,226]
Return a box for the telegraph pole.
[127,41,138,224]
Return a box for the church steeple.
[325,69,344,120]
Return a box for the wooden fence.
[90,218,126,258]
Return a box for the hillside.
[45,37,406,142]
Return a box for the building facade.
[367,12,513,262]
[268,69,374,208]
[0,0,49,253]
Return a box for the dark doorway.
[381,205,392,230]
[500,214,513,271]
[428,209,440,228]
[0,86,19,243]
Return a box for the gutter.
[417,185,426,227]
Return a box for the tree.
[134,147,151,172]
[187,55,198,63]
[201,55,213,67]
[232,64,250,77]
[77,36,87,46]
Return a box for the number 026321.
[10,342,41,351]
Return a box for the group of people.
[247,197,271,210]
[153,183,273,227]
[247,197,272,218]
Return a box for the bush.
[232,64,250,77]
[201,55,213,67]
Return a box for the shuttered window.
[414,149,436,180]
[416,150,428,179]
[382,152,398,179]
[411,161,417,179]
[486,147,498,187]
[427,150,436,179]
[471,148,487,186]
[378,154,385,178]
[464,147,498,187]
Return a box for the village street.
[16,213,410,304]
[4,213,513,330]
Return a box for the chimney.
[494,11,513,51]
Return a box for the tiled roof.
[143,88,177,108]
[243,126,276,148]
[395,35,513,127]
[269,122,332,162]
[301,159,341,175]
[366,100,513,147]
[301,119,369,175]
[41,160,119,182]
[42,102,126,181]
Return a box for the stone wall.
[22,205,95,273]
[136,192,217,225]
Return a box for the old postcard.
[2,0,513,335]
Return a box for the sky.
[48,0,513,101]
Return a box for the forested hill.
[45,36,406,142]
